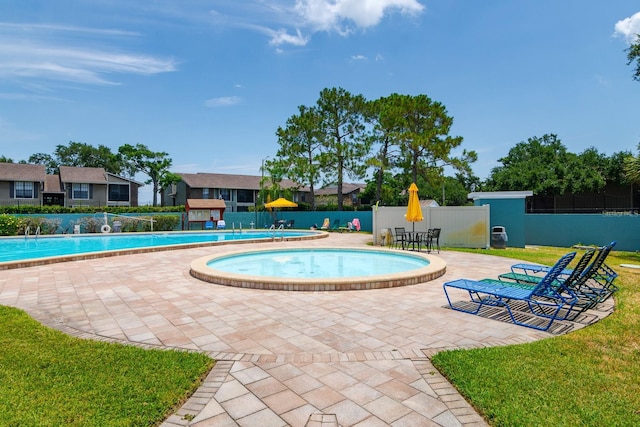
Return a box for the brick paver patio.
[0,233,612,426]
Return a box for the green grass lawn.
[432,245,640,426]
[0,306,213,426]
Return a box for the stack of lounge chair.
[443,241,618,331]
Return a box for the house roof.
[186,199,227,209]
[467,191,533,200]
[59,166,107,184]
[178,172,303,191]
[106,172,143,186]
[316,183,366,196]
[44,175,64,193]
[420,199,440,207]
[0,163,47,182]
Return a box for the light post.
[260,156,269,226]
[260,156,270,204]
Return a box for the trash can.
[491,226,508,249]
[112,221,122,233]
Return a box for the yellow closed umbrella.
[405,183,423,249]
[405,183,423,223]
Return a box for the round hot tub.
[190,247,446,291]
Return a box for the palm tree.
[624,143,640,184]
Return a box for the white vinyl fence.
[372,205,491,248]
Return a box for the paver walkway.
[0,233,612,426]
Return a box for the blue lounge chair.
[484,249,597,321]
[443,252,577,331]
[506,241,618,304]
[496,248,596,288]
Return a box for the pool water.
[0,231,312,263]
[207,248,430,279]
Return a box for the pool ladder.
[24,226,41,239]
[269,223,285,241]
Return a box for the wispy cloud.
[351,54,368,61]
[0,23,177,88]
[268,28,309,47]
[204,96,242,107]
[614,11,640,43]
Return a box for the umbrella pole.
[412,222,416,250]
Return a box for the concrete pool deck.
[0,233,613,426]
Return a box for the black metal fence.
[527,192,639,214]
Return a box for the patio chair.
[285,219,295,229]
[393,227,408,249]
[320,218,331,230]
[443,251,577,331]
[424,228,441,253]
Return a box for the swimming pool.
[190,247,447,291]
[0,230,323,269]
[207,248,429,278]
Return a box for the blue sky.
[1,1,639,204]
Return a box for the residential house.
[163,172,308,212]
[58,166,142,207]
[315,183,367,207]
[0,163,47,206]
[0,163,142,207]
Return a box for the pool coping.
[0,230,328,270]
[189,246,447,291]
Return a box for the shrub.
[0,205,186,215]
[0,214,21,236]
[151,215,180,231]
[17,217,63,235]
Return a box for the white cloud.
[224,0,424,47]
[0,24,177,87]
[294,0,424,33]
[351,54,368,61]
[268,28,309,46]
[614,11,640,43]
[204,96,242,107]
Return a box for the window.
[202,188,209,199]
[108,184,130,202]
[237,189,253,203]
[15,181,34,198]
[219,189,230,201]
[73,183,89,199]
